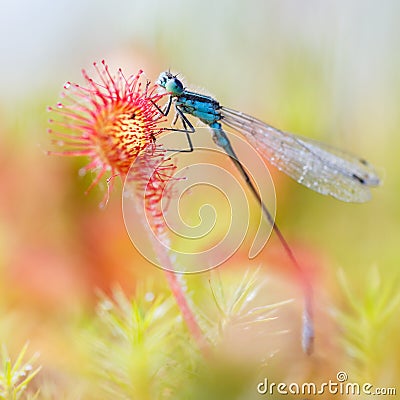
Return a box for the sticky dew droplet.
[145,292,155,302]
[78,168,86,177]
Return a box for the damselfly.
[156,71,380,353]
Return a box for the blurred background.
[0,0,399,398]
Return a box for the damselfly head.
[156,71,184,96]
[156,71,172,88]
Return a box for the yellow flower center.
[94,103,152,175]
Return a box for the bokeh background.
[0,0,399,398]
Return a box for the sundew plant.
[48,61,209,353]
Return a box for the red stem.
[164,270,209,355]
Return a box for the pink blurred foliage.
[0,127,159,315]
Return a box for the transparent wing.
[221,107,380,203]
